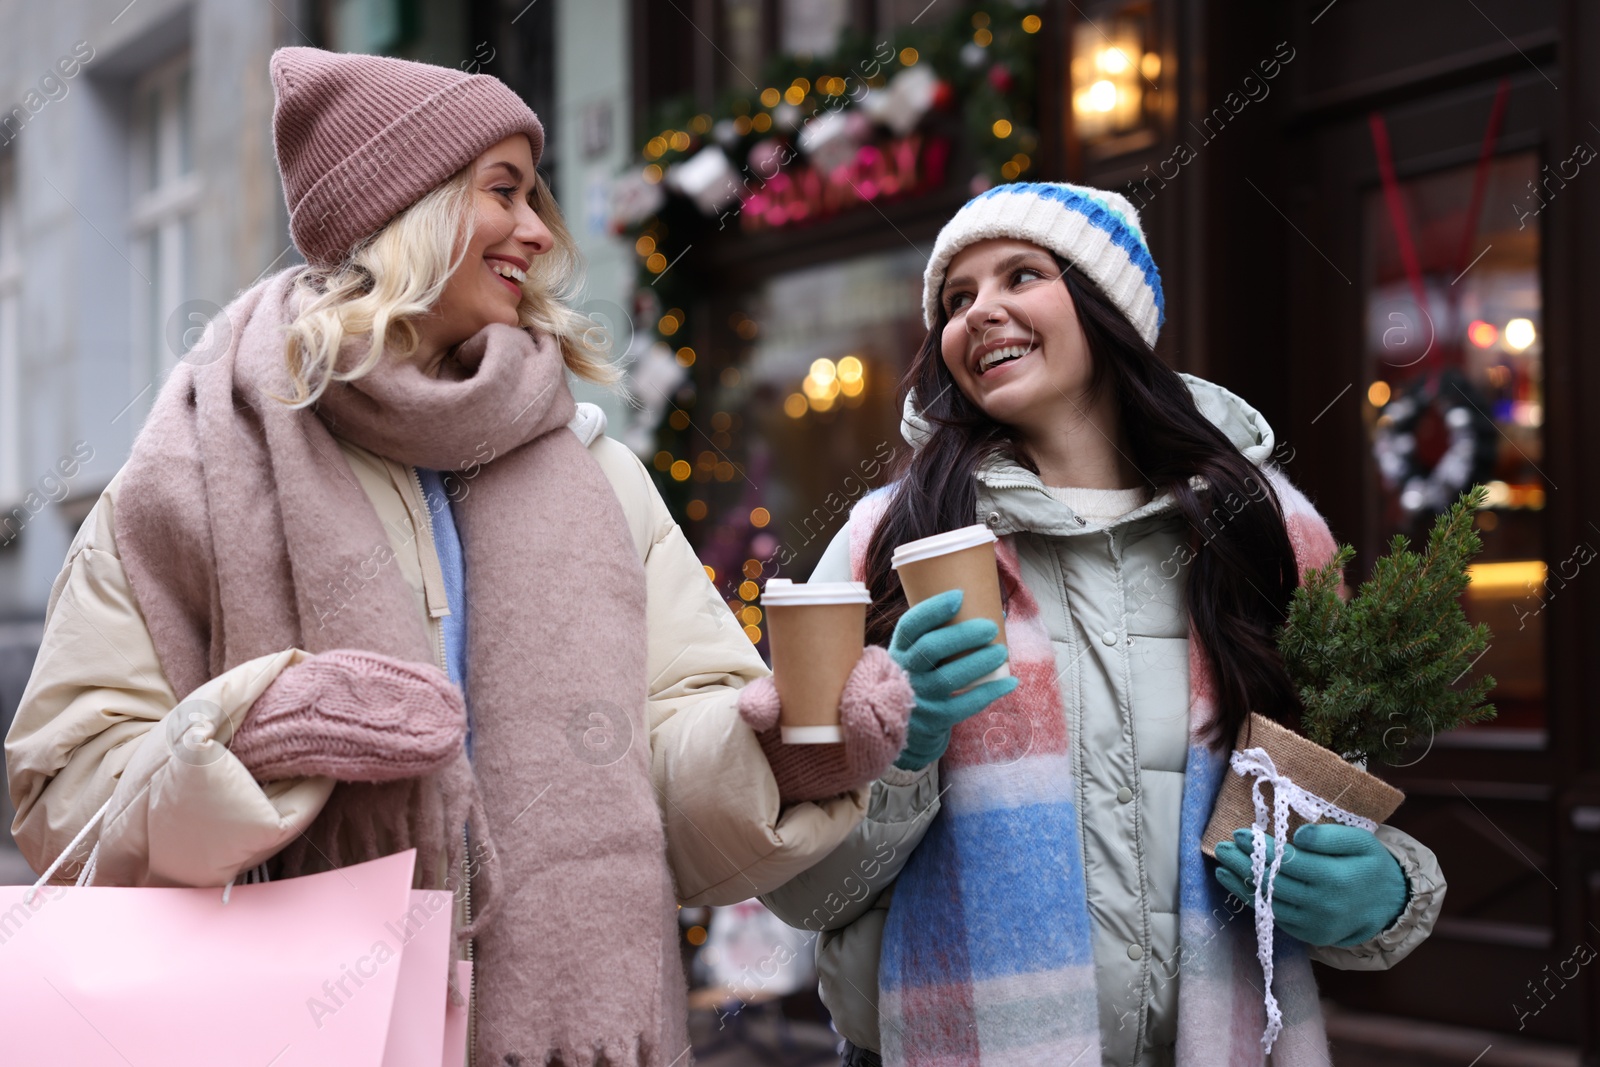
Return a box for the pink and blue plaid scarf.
[850,468,1341,1066]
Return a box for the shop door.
[1280,68,1589,1047]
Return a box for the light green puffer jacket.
[760,375,1447,1067]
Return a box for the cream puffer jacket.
[6,404,866,916]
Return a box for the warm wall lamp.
[1070,5,1158,142]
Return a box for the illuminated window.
[1363,151,1546,738]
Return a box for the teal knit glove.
[1213,823,1409,948]
[888,589,1019,771]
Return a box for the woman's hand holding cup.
[888,589,1019,770]
[736,647,915,805]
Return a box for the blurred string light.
[1467,319,1498,348]
[793,356,869,415]
[838,355,865,396]
[1001,152,1032,180]
[1367,380,1391,407]
[803,358,840,411]
[1504,318,1536,352]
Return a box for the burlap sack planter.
[1201,712,1405,859]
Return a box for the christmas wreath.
[1372,369,1500,518]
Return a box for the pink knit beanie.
[270,46,545,268]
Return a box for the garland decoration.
[609,3,1043,645]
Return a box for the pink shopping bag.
[0,847,467,1067]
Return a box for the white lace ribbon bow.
[1227,746,1379,1053]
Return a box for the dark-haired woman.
[761,183,1445,1067]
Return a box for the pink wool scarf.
[113,265,686,1066]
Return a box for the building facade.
[619,0,1599,1060]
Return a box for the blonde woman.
[4,47,913,1066]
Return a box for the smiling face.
[938,237,1095,432]
[417,133,553,359]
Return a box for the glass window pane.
[1363,151,1545,736]
[0,291,17,505]
[723,0,765,83]
[134,83,159,197]
[175,65,193,177]
[144,232,162,385]
[714,247,924,583]
[780,0,849,57]
[0,153,12,259]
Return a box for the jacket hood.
[898,372,1276,466]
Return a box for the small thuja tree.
[1278,485,1498,765]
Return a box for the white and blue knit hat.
[922,182,1165,347]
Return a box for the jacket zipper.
[979,475,1051,491]
[407,464,476,1067]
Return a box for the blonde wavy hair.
[278,167,620,408]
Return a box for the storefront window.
[780,0,851,56]
[1363,151,1546,741]
[723,0,766,83]
[695,247,926,627]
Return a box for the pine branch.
[1278,486,1498,764]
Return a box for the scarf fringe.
[271,751,501,953]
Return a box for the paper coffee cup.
[891,525,1009,690]
[761,579,871,744]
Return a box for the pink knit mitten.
[737,645,914,805]
[230,650,468,783]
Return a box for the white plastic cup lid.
[890,524,998,569]
[760,579,871,606]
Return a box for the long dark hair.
[862,262,1302,751]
